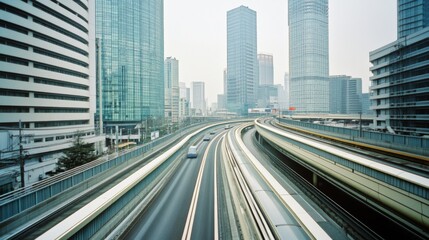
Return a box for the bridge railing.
[278,118,429,156]
[0,121,212,223]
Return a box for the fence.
[0,122,206,222]
[278,118,429,156]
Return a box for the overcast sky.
[164,0,397,105]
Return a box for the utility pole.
[359,112,363,137]
[19,120,25,188]
[115,125,119,153]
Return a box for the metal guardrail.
[0,122,211,223]
[37,121,230,239]
[278,118,429,156]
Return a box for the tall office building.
[276,84,288,111]
[258,54,274,86]
[257,85,278,109]
[397,0,429,38]
[164,57,179,124]
[370,1,429,135]
[288,0,329,113]
[96,0,164,134]
[361,93,372,115]
[223,68,227,95]
[0,1,104,186]
[227,6,258,115]
[217,94,226,110]
[179,82,190,119]
[346,77,362,114]
[329,76,347,114]
[191,82,206,116]
[329,75,362,114]
[284,72,290,109]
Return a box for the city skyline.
[164,0,396,105]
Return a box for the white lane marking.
[214,135,224,240]
[182,134,222,240]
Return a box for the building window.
[45,137,54,142]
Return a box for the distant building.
[329,76,347,114]
[227,6,258,115]
[397,0,429,38]
[257,85,278,109]
[191,82,206,116]
[164,57,179,124]
[289,0,329,113]
[329,75,362,114]
[258,54,274,86]
[0,1,104,188]
[217,94,226,110]
[283,73,290,108]
[369,28,429,135]
[361,93,372,115]
[223,68,227,95]
[346,78,362,114]
[179,82,190,119]
[276,84,289,111]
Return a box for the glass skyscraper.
[397,0,429,38]
[258,54,274,86]
[227,6,258,115]
[288,0,329,113]
[96,0,164,129]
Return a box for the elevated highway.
[1,119,426,239]
[255,118,429,238]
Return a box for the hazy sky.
[164,0,397,105]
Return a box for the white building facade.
[191,81,206,116]
[0,1,104,188]
[179,82,190,120]
[164,57,179,124]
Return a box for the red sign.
[289,107,296,111]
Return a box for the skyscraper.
[329,75,362,114]
[346,77,362,114]
[0,1,104,185]
[164,57,179,124]
[179,82,190,120]
[227,6,258,115]
[361,93,372,115]
[288,0,329,113]
[284,72,290,108]
[258,54,274,86]
[223,68,227,95]
[370,1,429,135]
[96,0,164,133]
[397,0,429,38]
[191,82,206,116]
[329,76,347,114]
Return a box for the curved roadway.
[123,130,225,239]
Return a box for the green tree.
[58,134,98,170]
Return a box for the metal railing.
[278,118,429,156]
